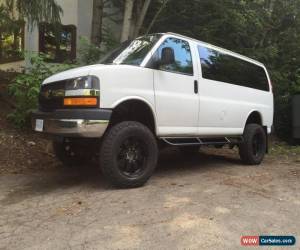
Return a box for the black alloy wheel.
[117,137,148,178]
[100,121,158,188]
[239,124,267,165]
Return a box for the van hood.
[43,64,106,85]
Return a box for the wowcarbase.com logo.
[241,236,296,246]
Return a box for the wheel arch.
[244,110,263,127]
[110,97,157,134]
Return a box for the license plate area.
[35,119,44,132]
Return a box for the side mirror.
[160,47,175,66]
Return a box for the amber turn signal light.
[63,97,98,106]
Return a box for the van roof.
[161,32,265,67]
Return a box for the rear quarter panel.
[198,79,273,133]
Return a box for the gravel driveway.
[0,148,299,250]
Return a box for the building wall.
[60,0,79,25]
[0,0,121,71]
[25,0,80,54]
[0,0,83,71]
[78,0,93,41]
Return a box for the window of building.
[0,21,24,64]
[39,23,76,63]
[198,46,269,91]
[154,37,193,75]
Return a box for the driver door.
[151,37,199,136]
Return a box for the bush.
[9,33,119,128]
[77,37,103,65]
[8,53,75,128]
[272,69,300,141]
[77,34,119,65]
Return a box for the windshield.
[99,34,162,66]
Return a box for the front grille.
[39,81,66,111]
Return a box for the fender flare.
[111,96,158,134]
[244,110,263,129]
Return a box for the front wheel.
[239,124,267,165]
[100,121,158,188]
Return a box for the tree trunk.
[133,0,152,38]
[121,0,135,42]
[0,35,2,60]
[146,0,169,35]
[266,0,275,12]
[91,0,104,45]
[13,31,19,51]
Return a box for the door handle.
[194,80,198,94]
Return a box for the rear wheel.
[100,121,158,188]
[239,124,267,165]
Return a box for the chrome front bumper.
[32,109,112,138]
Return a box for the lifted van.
[32,33,274,188]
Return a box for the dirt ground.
[1,81,300,249]
[0,132,300,250]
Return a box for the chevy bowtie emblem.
[42,89,64,99]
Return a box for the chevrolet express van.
[32,33,274,188]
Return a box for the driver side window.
[153,37,193,75]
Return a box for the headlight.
[64,76,100,107]
[65,76,100,90]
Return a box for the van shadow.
[1,148,241,205]
[156,147,241,175]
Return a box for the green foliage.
[0,4,25,37]
[0,7,24,62]
[0,5,12,28]
[2,0,62,27]
[270,140,300,157]
[77,37,103,65]
[144,0,300,140]
[8,53,74,128]
[8,32,119,128]
[78,33,119,65]
[102,29,120,49]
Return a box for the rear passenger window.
[155,37,193,75]
[198,46,269,91]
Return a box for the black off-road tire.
[100,121,158,188]
[52,138,91,167]
[239,124,267,165]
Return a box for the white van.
[32,32,274,188]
